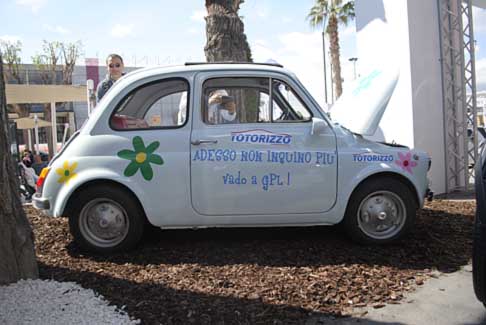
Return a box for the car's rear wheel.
[67,185,145,254]
[344,177,417,244]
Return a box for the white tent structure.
[14,117,51,155]
[15,117,51,130]
[6,84,87,156]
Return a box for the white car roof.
[122,62,295,82]
[85,62,304,134]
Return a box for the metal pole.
[329,51,334,104]
[51,102,57,155]
[322,31,328,104]
[62,123,69,147]
[349,57,358,80]
[437,0,450,193]
[456,0,469,190]
[34,114,40,155]
[27,129,32,151]
[87,79,94,115]
[463,0,478,189]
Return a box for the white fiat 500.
[34,63,431,253]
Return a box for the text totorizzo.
[352,153,394,162]
[231,131,292,145]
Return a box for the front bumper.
[33,193,50,210]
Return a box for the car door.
[190,71,337,216]
[108,77,192,224]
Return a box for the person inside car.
[207,89,237,124]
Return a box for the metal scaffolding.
[438,0,478,192]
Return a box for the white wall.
[407,0,445,194]
[72,65,89,128]
[355,0,446,194]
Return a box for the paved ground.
[309,195,484,325]
[435,191,475,201]
[309,265,486,325]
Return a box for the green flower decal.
[117,136,164,181]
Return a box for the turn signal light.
[36,167,51,191]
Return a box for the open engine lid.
[330,67,399,136]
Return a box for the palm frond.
[307,0,330,28]
[336,1,355,26]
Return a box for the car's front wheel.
[67,185,145,254]
[343,177,417,244]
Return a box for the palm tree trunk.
[204,0,252,62]
[0,53,38,285]
[327,15,343,99]
[204,0,256,121]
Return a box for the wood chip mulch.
[27,200,474,324]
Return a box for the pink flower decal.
[395,152,417,174]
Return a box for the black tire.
[343,177,417,245]
[66,184,145,254]
[473,213,486,304]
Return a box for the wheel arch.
[62,179,148,222]
[349,172,420,210]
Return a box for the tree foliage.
[0,40,31,118]
[0,40,23,84]
[31,40,83,85]
[61,41,83,85]
[308,0,355,99]
[30,40,83,157]
[31,40,62,85]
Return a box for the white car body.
[34,63,431,251]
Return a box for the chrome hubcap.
[357,191,406,240]
[79,199,129,248]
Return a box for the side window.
[111,79,188,130]
[257,93,284,122]
[272,80,312,122]
[201,77,312,125]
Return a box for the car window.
[201,77,311,125]
[257,92,284,122]
[272,80,312,122]
[111,78,188,130]
[202,77,269,124]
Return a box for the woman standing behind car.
[19,156,38,202]
[96,54,125,102]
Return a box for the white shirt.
[20,162,38,188]
[208,103,237,124]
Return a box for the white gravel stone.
[0,279,140,324]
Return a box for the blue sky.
[1,0,485,105]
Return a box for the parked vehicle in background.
[33,63,432,253]
[474,145,486,307]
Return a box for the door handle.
[191,139,218,145]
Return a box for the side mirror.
[311,117,327,135]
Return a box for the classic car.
[33,62,431,253]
